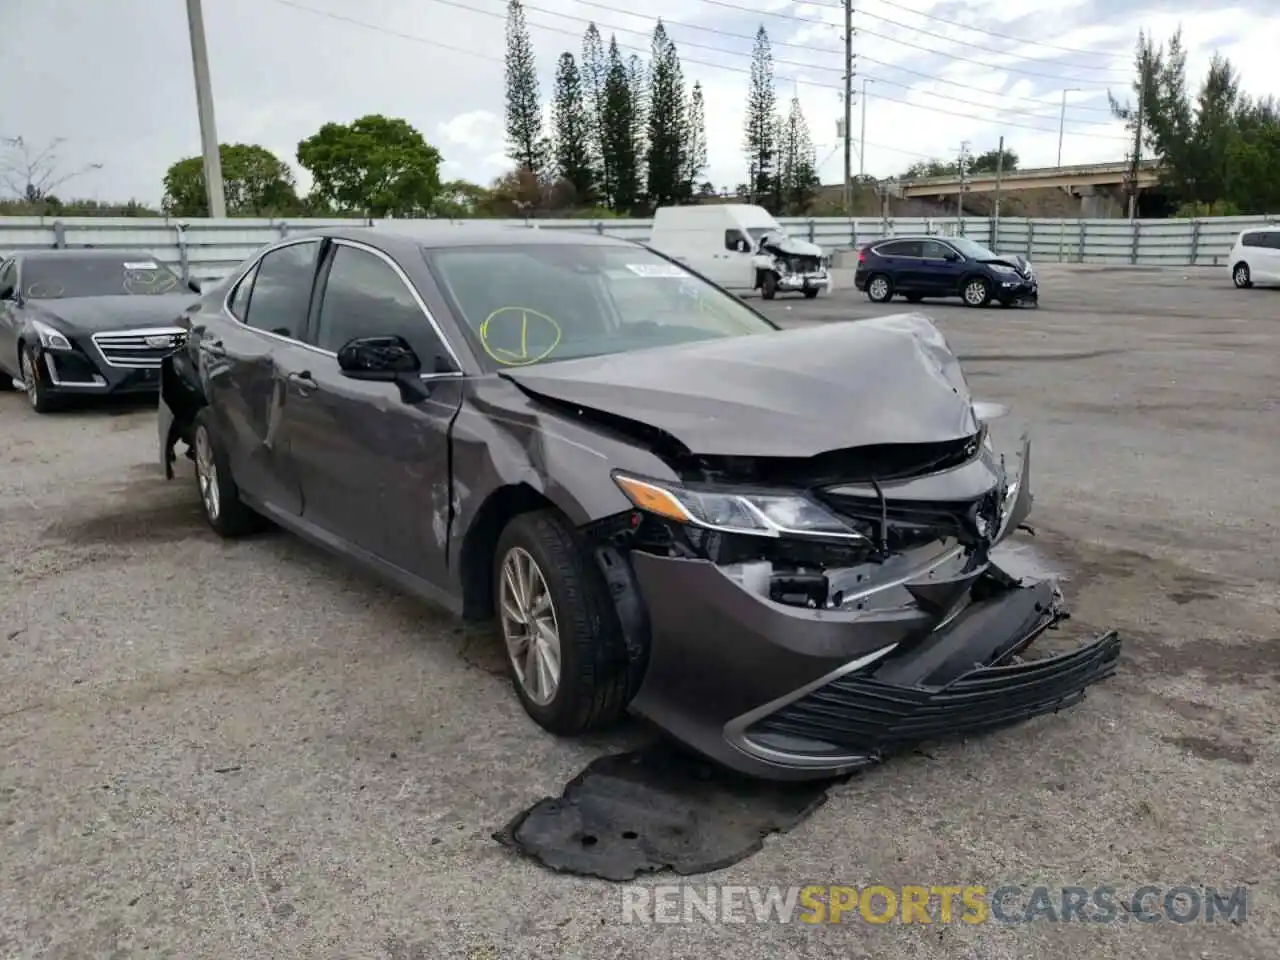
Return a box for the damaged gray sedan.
[158,224,1120,780]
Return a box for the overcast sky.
[3,0,1278,205]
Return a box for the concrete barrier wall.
[1,213,1274,286]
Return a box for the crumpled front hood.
[28,294,196,334]
[501,312,980,459]
[760,234,824,258]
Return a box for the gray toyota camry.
[158,223,1120,780]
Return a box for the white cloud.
[0,0,1277,204]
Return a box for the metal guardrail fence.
[0,214,1274,286]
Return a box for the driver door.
[919,239,967,295]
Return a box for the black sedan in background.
[0,249,199,412]
[854,235,1038,307]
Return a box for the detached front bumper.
[629,553,1119,780]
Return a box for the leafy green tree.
[431,180,492,218]
[601,36,640,213]
[743,27,778,209]
[504,0,547,174]
[296,115,442,217]
[162,143,298,216]
[778,96,819,214]
[581,23,609,204]
[552,52,595,203]
[645,21,687,208]
[682,82,708,201]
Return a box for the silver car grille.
[91,327,187,369]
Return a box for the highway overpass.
[895,160,1163,215]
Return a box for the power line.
[568,0,1121,122]
[795,0,1130,77]
[683,0,1129,85]
[863,0,1132,63]
[268,0,938,159]
[404,0,1130,140]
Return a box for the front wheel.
[962,276,992,307]
[802,287,820,299]
[493,509,636,736]
[20,345,61,413]
[761,271,778,300]
[1232,262,1252,288]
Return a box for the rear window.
[1241,232,1264,248]
[23,255,183,299]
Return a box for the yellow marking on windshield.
[478,306,562,366]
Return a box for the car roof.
[292,223,639,255]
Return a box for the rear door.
[1261,231,1280,283]
[875,239,924,291]
[200,238,323,516]
[290,238,463,585]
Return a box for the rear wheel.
[962,276,992,307]
[1232,262,1252,288]
[19,344,61,413]
[192,408,262,538]
[494,509,635,736]
[866,273,893,303]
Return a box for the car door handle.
[287,371,317,393]
[201,338,226,357]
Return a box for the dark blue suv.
[854,235,1038,307]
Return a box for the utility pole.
[841,0,854,216]
[858,78,874,181]
[1126,79,1145,220]
[993,135,1005,251]
[956,140,970,227]
[1056,88,1078,168]
[185,0,226,218]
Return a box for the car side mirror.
[337,334,440,403]
[945,252,961,262]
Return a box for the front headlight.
[989,263,1018,275]
[32,320,72,351]
[612,473,868,541]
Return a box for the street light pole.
[185,0,226,218]
[841,0,854,215]
[858,77,874,181]
[1056,88,1079,168]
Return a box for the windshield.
[947,237,1000,261]
[423,243,778,370]
[22,256,184,299]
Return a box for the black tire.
[20,344,62,413]
[904,294,923,303]
[192,407,262,538]
[1232,262,1252,289]
[493,508,635,736]
[961,276,992,307]
[761,272,778,300]
[802,287,819,299]
[866,273,894,303]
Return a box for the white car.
[1228,227,1280,289]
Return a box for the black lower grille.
[747,631,1121,754]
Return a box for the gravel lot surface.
[1,264,1277,959]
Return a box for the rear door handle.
[287,371,317,394]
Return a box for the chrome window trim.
[871,237,962,262]
[216,235,467,379]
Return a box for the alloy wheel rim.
[870,278,888,300]
[965,281,985,304]
[23,352,38,406]
[498,546,562,706]
[1235,266,1247,286]
[194,427,221,521]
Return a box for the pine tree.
[504,0,546,173]
[601,36,639,213]
[645,21,687,208]
[681,82,708,201]
[552,52,594,203]
[627,53,649,204]
[778,95,819,214]
[581,24,608,205]
[743,26,778,209]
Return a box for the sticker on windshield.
[625,263,687,278]
[123,261,160,270]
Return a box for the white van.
[647,204,830,299]
[1228,227,1280,288]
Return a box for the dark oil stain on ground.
[1167,589,1218,605]
[1123,630,1280,688]
[43,497,206,546]
[1162,734,1255,766]
[494,741,837,881]
[958,348,1128,364]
